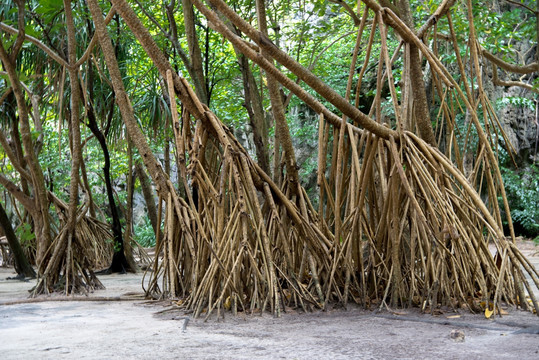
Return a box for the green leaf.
[35,0,63,15]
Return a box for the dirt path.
[1,241,538,359]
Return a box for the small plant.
[496,96,536,111]
[14,222,37,262]
[496,94,538,242]
[500,164,539,242]
[15,223,36,248]
[133,217,156,248]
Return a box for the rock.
[450,329,465,342]
[497,87,537,165]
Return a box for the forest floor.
[0,239,538,360]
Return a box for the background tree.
[0,200,35,278]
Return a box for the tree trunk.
[396,0,436,146]
[87,0,170,195]
[0,200,35,278]
[0,8,52,268]
[255,0,300,191]
[86,103,134,273]
[181,0,209,105]
[63,0,85,290]
[237,50,271,174]
[135,161,162,243]
[217,13,271,175]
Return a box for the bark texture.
[256,0,299,190]
[396,0,436,146]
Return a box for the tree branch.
[503,0,536,14]
[327,0,361,26]
[0,22,69,68]
[481,47,539,74]
[492,64,539,94]
[10,0,26,63]
[0,128,32,182]
[417,0,457,38]
[0,174,34,211]
[190,0,384,138]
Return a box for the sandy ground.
[1,241,538,360]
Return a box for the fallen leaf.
[446,315,461,319]
[485,307,494,319]
[224,296,231,310]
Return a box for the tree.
[0,0,537,317]
[0,200,35,278]
[0,0,53,269]
[100,0,538,316]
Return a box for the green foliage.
[496,96,536,111]
[15,223,36,247]
[500,164,539,240]
[133,217,156,248]
[496,94,538,240]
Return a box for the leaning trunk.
[86,105,134,273]
[0,200,35,278]
[0,20,52,268]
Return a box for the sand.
[1,240,538,359]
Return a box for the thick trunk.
[0,200,35,278]
[396,0,436,146]
[63,0,85,290]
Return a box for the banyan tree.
[0,0,538,318]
